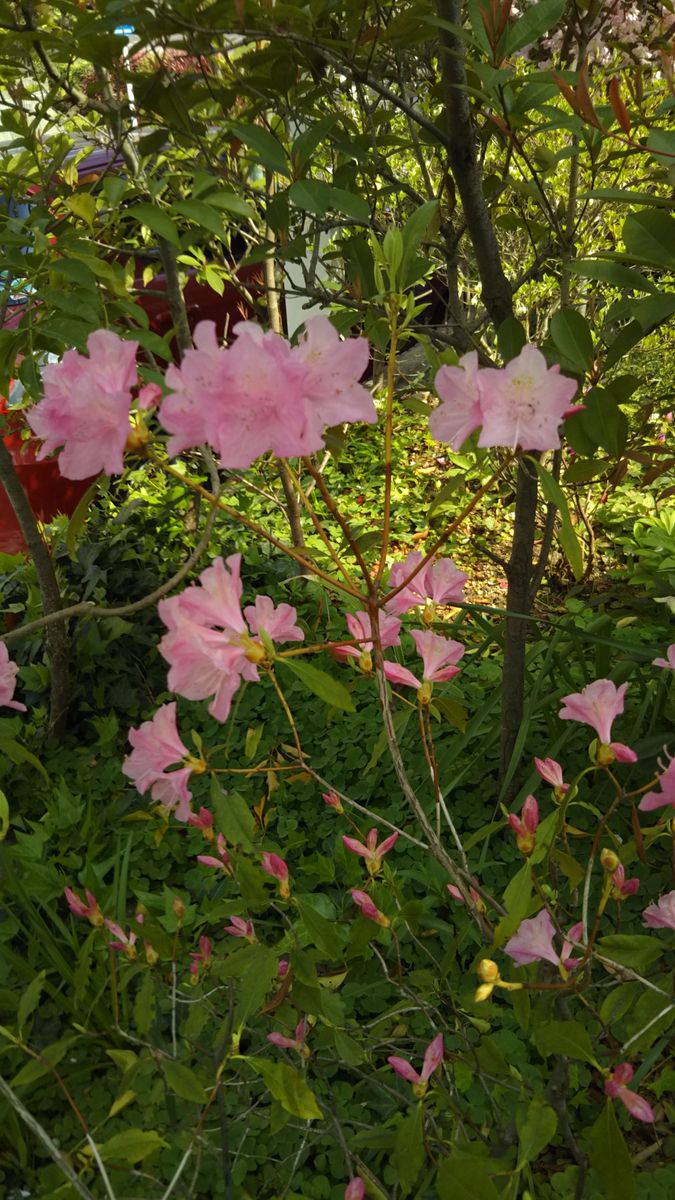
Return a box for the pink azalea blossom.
[197,833,231,873]
[158,556,304,723]
[388,1032,444,1096]
[504,910,582,971]
[385,550,467,615]
[412,629,465,682]
[343,827,398,873]
[224,915,256,940]
[639,756,675,812]
[382,661,422,690]
[64,887,104,926]
[345,1179,365,1200]
[262,852,290,898]
[122,703,193,822]
[187,806,214,837]
[447,883,486,913]
[351,889,390,927]
[323,790,343,812]
[642,890,675,930]
[534,757,568,794]
[653,643,675,670]
[137,382,162,409]
[559,680,636,761]
[159,317,375,467]
[189,935,213,978]
[477,345,578,452]
[508,794,539,855]
[333,610,401,666]
[27,329,138,478]
[610,865,640,900]
[104,919,138,960]
[0,643,26,711]
[267,1017,308,1055]
[430,351,483,449]
[605,1063,654,1123]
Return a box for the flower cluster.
[430,345,579,453]
[158,554,304,723]
[159,316,376,467]
[385,549,467,617]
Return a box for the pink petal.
[382,661,421,689]
[610,742,638,763]
[375,831,399,857]
[342,836,370,859]
[387,1056,421,1085]
[619,1088,654,1123]
[420,1033,444,1082]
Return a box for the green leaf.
[437,1151,499,1199]
[622,209,675,269]
[66,481,99,562]
[99,1128,168,1164]
[568,259,657,294]
[532,460,583,580]
[589,1100,634,1200]
[229,944,279,1029]
[393,1104,425,1197]
[210,781,256,849]
[504,0,566,54]
[278,657,355,712]
[550,310,594,374]
[629,293,675,333]
[133,971,155,1038]
[563,458,609,484]
[497,316,526,362]
[162,1059,208,1104]
[11,1037,75,1088]
[596,934,664,973]
[295,897,346,958]
[64,193,97,229]
[400,200,439,286]
[533,1020,599,1065]
[646,128,675,160]
[229,122,290,176]
[492,862,532,947]
[205,190,257,221]
[577,387,628,458]
[291,115,339,175]
[333,1029,365,1066]
[603,319,644,371]
[0,788,8,842]
[288,179,369,222]
[172,199,227,240]
[243,1058,323,1119]
[126,204,181,248]
[516,1097,558,1168]
[17,970,46,1031]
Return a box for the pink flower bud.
[345,1179,365,1200]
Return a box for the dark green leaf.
[229,122,290,176]
[393,1105,425,1197]
[550,310,594,373]
[295,898,346,958]
[505,0,566,55]
[563,458,609,484]
[210,781,256,850]
[497,316,526,362]
[492,862,532,947]
[126,204,181,248]
[568,259,657,294]
[517,1098,557,1168]
[532,460,584,580]
[437,1152,499,1199]
[162,1059,208,1104]
[622,209,675,268]
[243,1058,323,1119]
[99,1129,168,1164]
[596,934,664,973]
[172,199,227,239]
[533,1020,598,1065]
[278,657,355,712]
[589,1101,634,1200]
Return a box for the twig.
[0,1073,97,1200]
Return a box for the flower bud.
[358,650,373,674]
[475,982,495,1003]
[600,848,620,873]
[145,943,159,967]
[172,896,186,921]
[421,601,436,627]
[477,958,500,984]
[417,681,433,706]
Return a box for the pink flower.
[605,1063,654,1123]
[430,351,483,449]
[412,629,465,682]
[267,1017,308,1056]
[447,883,486,913]
[342,828,398,874]
[159,317,375,467]
[477,345,578,452]
[333,610,401,668]
[262,852,290,898]
[158,556,304,724]
[351,888,390,927]
[559,680,636,761]
[137,382,162,409]
[504,910,582,972]
[642,890,675,930]
[243,596,304,644]
[385,550,467,615]
[189,935,213,978]
[653,644,675,670]
[534,757,568,794]
[104,919,138,960]
[345,1179,365,1200]
[610,865,640,900]
[197,833,231,873]
[224,916,256,940]
[508,794,539,855]
[187,806,214,837]
[122,703,193,822]
[0,642,26,711]
[64,887,104,927]
[639,756,675,812]
[388,1032,444,1096]
[277,959,289,978]
[323,790,343,813]
[27,329,138,478]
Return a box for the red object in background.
[0,397,96,555]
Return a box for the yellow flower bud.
[358,650,373,674]
[417,681,433,707]
[475,982,495,1003]
[477,958,500,984]
[600,848,620,873]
